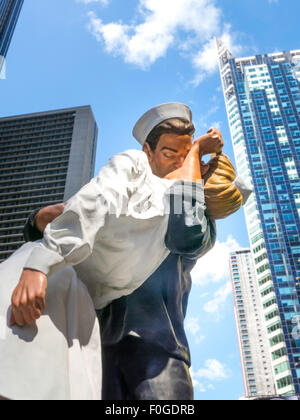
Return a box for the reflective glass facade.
[0,106,98,263]
[0,0,23,59]
[218,40,300,396]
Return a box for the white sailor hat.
[133,102,193,145]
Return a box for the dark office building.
[0,106,98,262]
[0,0,23,63]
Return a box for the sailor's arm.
[164,128,221,259]
[165,128,224,182]
[165,180,216,260]
[12,152,142,327]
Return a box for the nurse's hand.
[10,269,47,327]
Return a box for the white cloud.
[186,316,201,335]
[203,281,232,314]
[85,0,243,81]
[185,317,205,343]
[191,25,243,86]
[191,235,241,286]
[192,359,230,381]
[191,380,216,392]
[191,379,207,393]
[191,360,230,393]
[191,236,240,320]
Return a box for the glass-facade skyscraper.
[217,40,300,396]
[0,106,98,263]
[0,0,23,64]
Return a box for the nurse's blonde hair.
[203,153,243,220]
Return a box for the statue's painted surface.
[0,103,252,400]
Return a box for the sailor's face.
[144,133,193,178]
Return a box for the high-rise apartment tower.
[230,249,276,399]
[0,105,98,263]
[0,0,23,71]
[217,40,300,396]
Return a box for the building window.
[276,375,293,390]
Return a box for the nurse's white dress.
[0,150,179,400]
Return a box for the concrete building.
[217,39,300,396]
[0,105,98,263]
[230,249,276,398]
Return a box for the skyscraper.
[217,40,300,396]
[0,105,98,263]
[230,250,276,399]
[0,0,23,68]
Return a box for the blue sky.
[1,0,300,400]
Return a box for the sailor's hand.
[35,202,66,232]
[10,269,47,327]
[165,145,210,181]
[195,128,224,156]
